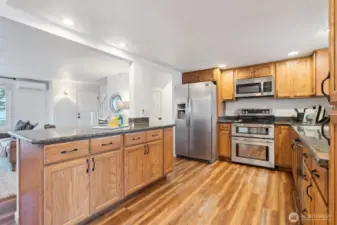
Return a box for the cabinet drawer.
[90,135,122,154]
[44,140,89,164]
[146,129,163,142]
[124,132,146,147]
[311,158,328,204]
[219,124,231,131]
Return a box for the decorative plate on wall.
[110,93,123,113]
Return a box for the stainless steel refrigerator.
[175,81,217,163]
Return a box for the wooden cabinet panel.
[291,130,298,186]
[292,57,314,97]
[44,140,89,165]
[164,128,174,174]
[219,130,231,158]
[198,70,215,82]
[90,150,123,214]
[124,132,146,147]
[221,70,234,100]
[145,129,163,142]
[314,48,329,96]
[124,144,146,195]
[275,126,292,168]
[44,158,90,225]
[219,123,231,131]
[253,63,275,78]
[144,140,163,184]
[90,135,122,154]
[330,0,337,105]
[182,72,199,84]
[235,67,253,80]
[312,182,329,225]
[276,61,293,98]
[311,158,328,204]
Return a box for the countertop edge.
[8,124,176,145]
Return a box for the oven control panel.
[239,109,272,116]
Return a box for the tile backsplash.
[225,97,330,117]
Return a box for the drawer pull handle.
[132,137,141,140]
[101,142,113,146]
[92,158,95,172]
[152,134,158,137]
[311,169,320,178]
[306,182,313,201]
[61,148,78,154]
[86,159,89,173]
[146,144,150,154]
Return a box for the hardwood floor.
[89,158,296,225]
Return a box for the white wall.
[225,97,330,117]
[51,80,100,127]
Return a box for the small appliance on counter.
[294,105,327,124]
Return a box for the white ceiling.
[6,0,329,72]
[0,17,130,82]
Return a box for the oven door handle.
[232,137,274,144]
[232,124,274,128]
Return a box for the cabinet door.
[182,72,199,84]
[198,69,215,82]
[90,150,123,213]
[219,130,231,158]
[314,48,329,96]
[276,61,293,98]
[291,132,298,186]
[292,57,315,97]
[124,144,146,195]
[235,67,253,80]
[221,70,234,100]
[144,140,164,184]
[253,63,275,78]
[44,158,90,225]
[275,126,292,168]
[313,183,329,225]
[164,128,174,174]
[302,179,313,225]
[330,0,337,105]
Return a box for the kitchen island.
[9,123,175,225]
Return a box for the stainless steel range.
[231,109,275,169]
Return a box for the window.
[0,87,10,129]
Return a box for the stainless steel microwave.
[235,76,274,98]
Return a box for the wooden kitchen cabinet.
[219,130,231,158]
[312,182,329,225]
[291,130,298,186]
[275,57,314,98]
[275,126,292,168]
[44,158,90,225]
[252,63,275,78]
[182,71,199,84]
[90,150,123,214]
[314,48,329,96]
[198,69,216,82]
[235,67,253,80]
[164,127,174,174]
[292,57,314,97]
[221,70,234,100]
[144,140,164,184]
[124,144,146,195]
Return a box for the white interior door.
[152,88,162,121]
[77,91,99,126]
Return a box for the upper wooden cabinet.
[275,57,314,98]
[235,63,274,80]
[314,48,329,96]
[220,70,234,101]
[44,158,90,225]
[274,126,292,168]
[182,69,218,84]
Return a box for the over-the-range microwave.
[235,76,274,98]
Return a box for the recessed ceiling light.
[288,51,299,57]
[118,42,126,48]
[218,64,227,68]
[62,18,74,26]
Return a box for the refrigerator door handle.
[186,98,190,126]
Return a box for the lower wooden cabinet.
[124,141,164,195]
[90,150,123,213]
[124,144,146,195]
[219,128,231,158]
[164,127,174,174]
[44,158,90,225]
[312,183,329,225]
[144,141,163,184]
[275,126,292,168]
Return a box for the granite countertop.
[8,122,175,145]
[291,124,329,169]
